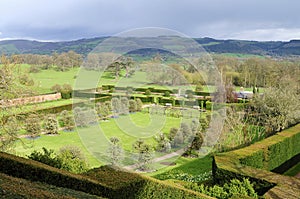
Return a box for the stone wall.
[0,93,62,107]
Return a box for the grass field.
[14,111,191,169]
[23,65,259,94]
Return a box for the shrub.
[128,99,137,112]
[96,102,111,119]
[135,98,143,111]
[164,91,171,97]
[44,114,58,134]
[58,146,88,173]
[120,97,129,115]
[28,146,88,174]
[59,110,75,131]
[28,148,62,168]
[19,74,34,86]
[29,65,41,73]
[51,84,62,93]
[73,107,90,127]
[25,114,41,137]
[106,137,124,166]
[145,89,151,96]
[133,139,153,171]
[185,178,258,199]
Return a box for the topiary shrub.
[135,98,143,111]
[145,89,151,96]
[59,110,75,131]
[44,114,58,134]
[165,91,171,97]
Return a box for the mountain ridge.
[0,36,299,56]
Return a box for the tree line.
[7,51,83,72]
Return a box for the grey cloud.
[0,0,299,41]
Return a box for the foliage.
[19,74,34,86]
[51,84,62,93]
[185,178,258,199]
[111,97,122,115]
[164,91,171,97]
[95,102,111,119]
[44,114,59,134]
[120,97,129,115]
[195,83,203,92]
[249,80,300,135]
[128,99,137,112]
[73,107,96,127]
[135,98,143,111]
[0,55,34,152]
[27,147,62,168]
[156,170,212,183]
[51,83,72,99]
[168,127,178,142]
[0,152,209,199]
[132,139,153,171]
[145,89,151,96]
[25,114,42,137]
[216,106,265,152]
[58,146,88,173]
[213,124,300,196]
[59,110,75,131]
[106,137,124,166]
[154,133,171,152]
[28,146,88,173]
[172,130,184,147]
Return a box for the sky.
[0,0,300,41]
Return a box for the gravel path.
[123,149,184,170]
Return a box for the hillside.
[1,37,300,56]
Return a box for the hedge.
[0,153,212,199]
[213,123,300,197]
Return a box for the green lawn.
[14,111,190,169]
[24,64,260,95]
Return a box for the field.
[23,65,259,94]
[15,111,191,169]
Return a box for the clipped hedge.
[0,153,211,199]
[213,124,300,197]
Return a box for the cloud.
[228,28,300,41]
[0,0,299,41]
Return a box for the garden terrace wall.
[213,123,300,198]
[0,92,61,107]
[0,152,212,199]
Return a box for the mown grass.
[150,155,213,178]
[14,112,189,169]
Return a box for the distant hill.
[1,36,300,56]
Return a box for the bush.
[28,148,62,168]
[51,84,62,93]
[59,110,75,131]
[145,89,151,96]
[29,65,41,73]
[28,146,88,174]
[44,115,58,134]
[25,114,41,137]
[58,146,88,173]
[96,102,111,119]
[164,91,171,97]
[135,98,143,111]
[185,178,257,199]
[129,99,137,112]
